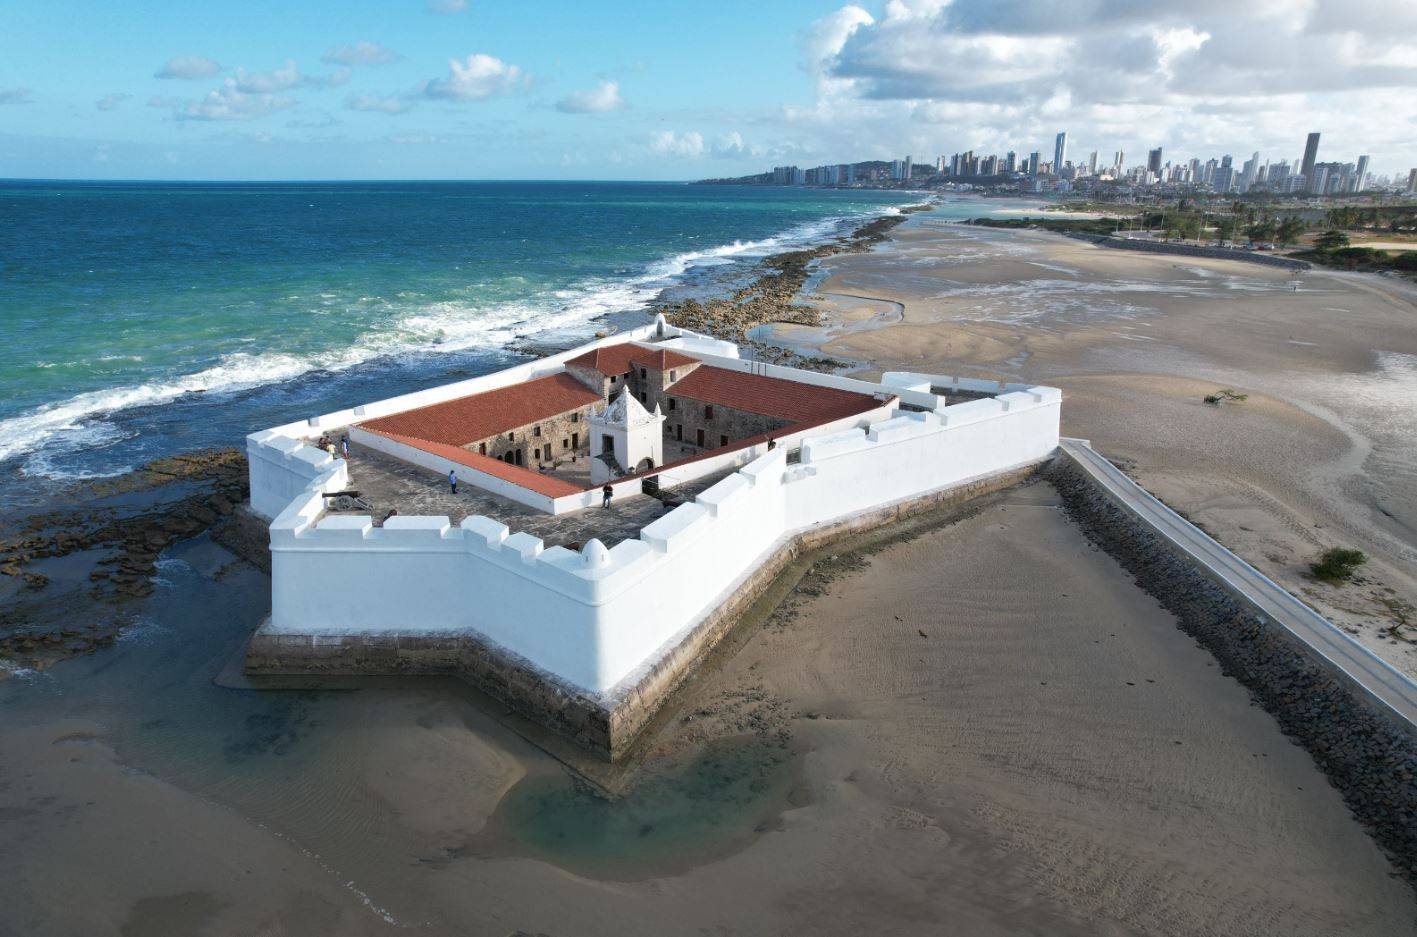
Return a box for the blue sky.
[3,0,1415,181]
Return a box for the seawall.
[1048,454,1417,884]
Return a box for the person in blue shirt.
[448,470,458,494]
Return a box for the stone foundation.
[246,460,1044,761]
[1048,456,1417,885]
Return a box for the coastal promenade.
[1061,437,1417,733]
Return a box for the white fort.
[244,316,1061,754]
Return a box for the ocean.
[0,180,928,510]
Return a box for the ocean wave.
[0,206,887,471]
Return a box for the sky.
[2,0,1415,181]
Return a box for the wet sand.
[781,217,1417,676]
[2,486,1411,935]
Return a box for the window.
[639,367,646,379]
[720,435,728,447]
[610,375,617,384]
[563,438,570,449]
[533,425,541,437]
[507,432,514,441]
[705,405,714,420]
[572,432,579,448]
[675,424,682,441]
[669,370,677,381]
[668,397,676,411]
[479,442,487,455]
[571,412,579,423]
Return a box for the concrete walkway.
[1060,437,1417,733]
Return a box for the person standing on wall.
[340,435,349,458]
[449,470,458,495]
[602,483,613,509]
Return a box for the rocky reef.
[0,449,249,672]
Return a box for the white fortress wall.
[261,378,1060,695]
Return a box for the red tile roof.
[669,366,881,422]
[368,430,584,498]
[565,341,699,376]
[359,372,600,446]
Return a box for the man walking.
[449,470,458,495]
[602,483,613,509]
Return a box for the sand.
[3,487,1412,936]
[779,217,1417,676]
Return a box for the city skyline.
[2,0,1416,180]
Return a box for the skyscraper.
[1354,155,1369,192]
[1301,132,1321,190]
[1005,151,1017,173]
[1028,152,1040,176]
[1147,147,1163,174]
[1088,151,1098,175]
[1053,131,1067,176]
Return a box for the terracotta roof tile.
[359,372,600,446]
[565,341,699,376]
[669,366,881,422]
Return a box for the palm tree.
[1277,218,1306,246]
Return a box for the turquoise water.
[0,180,918,491]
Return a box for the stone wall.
[470,402,599,469]
[1048,457,1417,885]
[664,395,792,451]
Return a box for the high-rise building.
[903,155,912,181]
[1408,168,1417,193]
[1005,151,1017,173]
[1114,150,1125,173]
[1053,132,1068,177]
[1147,147,1163,174]
[1028,152,1040,176]
[1353,155,1369,192]
[1301,132,1321,190]
[1088,151,1098,176]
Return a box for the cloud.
[175,80,294,121]
[96,93,130,111]
[786,0,1417,171]
[555,80,625,114]
[649,130,706,158]
[347,92,413,114]
[322,42,400,68]
[427,0,467,12]
[0,86,32,105]
[234,60,301,94]
[155,56,221,80]
[421,54,526,101]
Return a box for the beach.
[771,216,1417,676]
[3,197,1416,935]
[4,482,1411,936]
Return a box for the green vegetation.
[1203,389,1248,405]
[1314,229,1351,250]
[1309,547,1367,583]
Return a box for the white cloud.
[421,54,526,101]
[347,92,413,114]
[155,56,221,80]
[786,0,1417,172]
[427,0,467,13]
[649,130,706,159]
[556,80,625,114]
[0,86,32,105]
[96,93,130,111]
[176,80,293,121]
[234,60,301,94]
[322,42,400,67]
